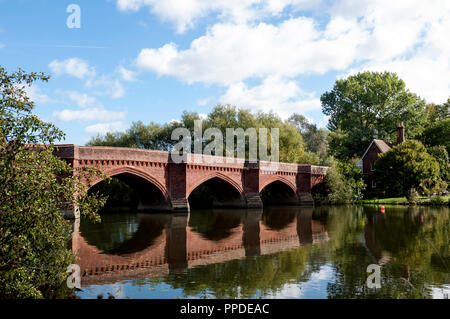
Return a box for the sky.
[0,0,449,145]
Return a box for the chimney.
[397,122,405,144]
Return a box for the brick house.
[358,122,405,191]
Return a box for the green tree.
[421,118,450,155]
[373,140,441,201]
[425,98,449,123]
[0,67,106,298]
[88,104,313,164]
[337,160,366,202]
[321,71,427,159]
[288,113,329,162]
[311,158,365,204]
[427,145,449,184]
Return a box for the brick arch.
[89,166,170,201]
[187,172,244,198]
[259,176,297,194]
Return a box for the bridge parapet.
[311,165,329,175]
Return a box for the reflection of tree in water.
[164,247,314,298]
[80,213,167,255]
[327,206,450,299]
[188,209,242,241]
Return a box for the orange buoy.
[380,206,385,214]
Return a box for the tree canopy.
[321,71,428,159]
[421,118,450,155]
[88,105,320,165]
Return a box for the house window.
[372,180,376,188]
[370,162,375,171]
[356,160,363,172]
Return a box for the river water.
[73,205,449,299]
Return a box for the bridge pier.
[168,162,190,212]
[244,162,263,209]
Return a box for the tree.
[0,67,106,298]
[421,118,450,155]
[288,113,329,161]
[425,98,449,123]
[311,157,365,204]
[321,71,428,159]
[373,140,441,201]
[88,105,314,164]
[427,145,449,186]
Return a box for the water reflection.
[74,206,450,299]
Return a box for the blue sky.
[0,0,448,145]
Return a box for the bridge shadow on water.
[73,206,330,286]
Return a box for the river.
[72,205,449,299]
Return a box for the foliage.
[312,158,365,204]
[373,140,441,201]
[88,104,316,164]
[328,206,450,299]
[0,67,106,299]
[430,196,446,207]
[426,145,449,184]
[288,113,329,163]
[421,118,450,155]
[337,160,366,202]
[425,98,449,123]
[321,71,428,159]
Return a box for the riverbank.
[361,195,449,206]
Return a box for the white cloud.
[220,76,321,118]
[117,66,138,82]
[134,0,450,107]
[48,58,96,79]
[196,97,212,106]
[0,43,4,49]
[136,19,365,86]
[25,85,51,104]
[84,121,127,134]
[111,80,125,99]
[53,108,126,122]
[86,76,125,99]
[57,90,99,108]
[317,115,330,128]
[116,0,320,33]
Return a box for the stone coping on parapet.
[52,144,329,173]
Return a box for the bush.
[0,67,106,299]
[430,196,446,206]
[312,158,365,205]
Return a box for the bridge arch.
[90,166,169,200]
[89,166,171,210]
[187,172,244,198]
[259,176,297,194]
[259,177,298,206]
[187,172,245,208]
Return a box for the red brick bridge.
[54,145,328,218]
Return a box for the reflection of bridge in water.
[72,208,329,286]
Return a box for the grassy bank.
[361,195,450,206]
